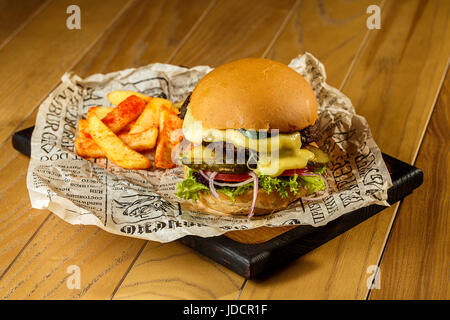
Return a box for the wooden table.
[0,0,448,300]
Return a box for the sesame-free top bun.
[189,58,318,132]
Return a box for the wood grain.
[240,0,449,299]
[113,242,243,300]
[170,0,297,67]
[0,0,133,146]
[369,73,449,299]
[341,0,450,163]
[72,0,216,76]
[0,0,48,49]
[0,214,145,299]
[265,0,383,88]
[226,226,295,244]
[0,0,221,299]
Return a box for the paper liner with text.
[26,53,392,242]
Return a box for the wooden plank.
[0,109,48,278]
[369,73,449,299]
[0,0,218,299]
[0,0,48,49]
[112,0,300,300]
[113,242,243,300]
[264,0,382,88]
[170,0,298,67]
[0,215,145,299]
[240,0,449,299]
[341,0,450,163]
[0,0,134,146]
[0,0,135,296]
[72,0,216,76]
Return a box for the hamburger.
[175,58,330,218]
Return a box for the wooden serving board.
[13,127,423,279]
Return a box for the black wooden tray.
[13,126,423,279]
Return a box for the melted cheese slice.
[182,109,315,176]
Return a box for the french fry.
[87,106,114,120]
[151,97,178,117]
[107,90,151,106]
[78,119,91,138]
[128,97,175,134]
[75,137,105,158]
[102,95,147,133]
[128,103,158,134]
[155,106,184,169]
[118,128,158,151]
[87,112,151,169]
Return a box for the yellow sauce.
[182,109,315,176]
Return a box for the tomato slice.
[280,168,309,176]
[212,172,252,182]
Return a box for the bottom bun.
[181,187,308,217]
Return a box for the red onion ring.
[247,171,258,219]
[208,172,219,199]
[199,170,211,181]
[212,178,254,187]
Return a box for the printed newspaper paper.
[27,53,392,242]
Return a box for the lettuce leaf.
[176,167,327,202]
[175,167,209,201]
[176,167,253,202]
[217,183,253,203]
[258,173,326,197]
[300,175,326,194]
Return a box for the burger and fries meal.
[75,58,331,219]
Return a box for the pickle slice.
[182,161,250,174]
[304,145,330,165]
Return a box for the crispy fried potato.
[75,137,105,158]
[118,128,158,151]
[87,112,151,169]
[129,104,158,134]
[102,95,146,133]
[123,120,136,132]
[151,97,178,116]
[128,97,175,134]
[78,119,91,138]
[107,90,151,106]
[155,106,184,169]
[87,106,114,120]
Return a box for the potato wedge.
[118,128,158,151]
[87,106,114,120]
[77,119,91,138]
[87,112,151,169]
[128,97,175,134]
[102,95,147,133]
[75,137,105,158]
[155,106,183,169]
[151,97,178,116]
[107,90,151,106]
[128,104,158,134]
